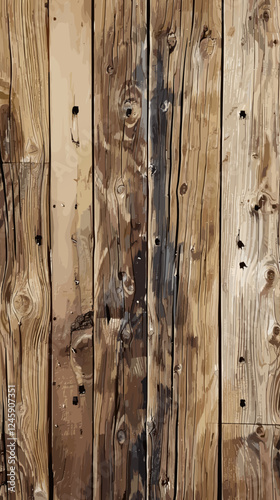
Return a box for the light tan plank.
[223,424,280,499]
[49,1,93,498]
[222,0,280,424]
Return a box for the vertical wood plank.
[223,424,280,499]
[93,0,147,497]
[0,1,50,497]
[0,163,51,498]
[0,1,49,163]
[222,0,280,425]
[148,0,221,498]
[49,1,93,498]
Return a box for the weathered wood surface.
[222,0,280,427]
[0,0,50,498]
[93,0,148,497]
[50,0,93,498]
[0,0,280,498]
[223,424,280,499]
[148,0,221,497]
[222,0,280,496]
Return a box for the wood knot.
[116,181,125,196]
[273,326,280,336]
[200,37,215,59]
[106,65,114,75]
[180,183,188,195]
[161,477,170,488]
[167,32,177,52]
[174,364,182,374]
[121,324,131,342]
[117,429,126,445]
[263,10,269,21]
[256,425,265,438]
[118,82,142,130]
[13,292,32,317]
[265,268,275,284]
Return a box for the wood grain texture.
[93,0,147,497]
[0,163,51,498]
[222,0,280,425]
[148,0,221,498]
[223,424,280,499]
[0,0,49,164]
[49,1,93,498]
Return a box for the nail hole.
[240,399,246,407]
[35,235,42,246]
[53,317,56,321]
[237,240,245,249]
[239,110,246,119]
[254,204,260,211]
[105,304,111,324]
[126,108,132,117]
[72,106,79,115]
[53,204,56,208]
[75,204,78,209]
[73,396,78,405]
[79,385,86,395]
[155,237,161,246]
[239,262,247,269]
[239,356,245,363]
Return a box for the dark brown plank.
[93,0,148,497]
[148,0,221,497]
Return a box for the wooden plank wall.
[0,0,280,498]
